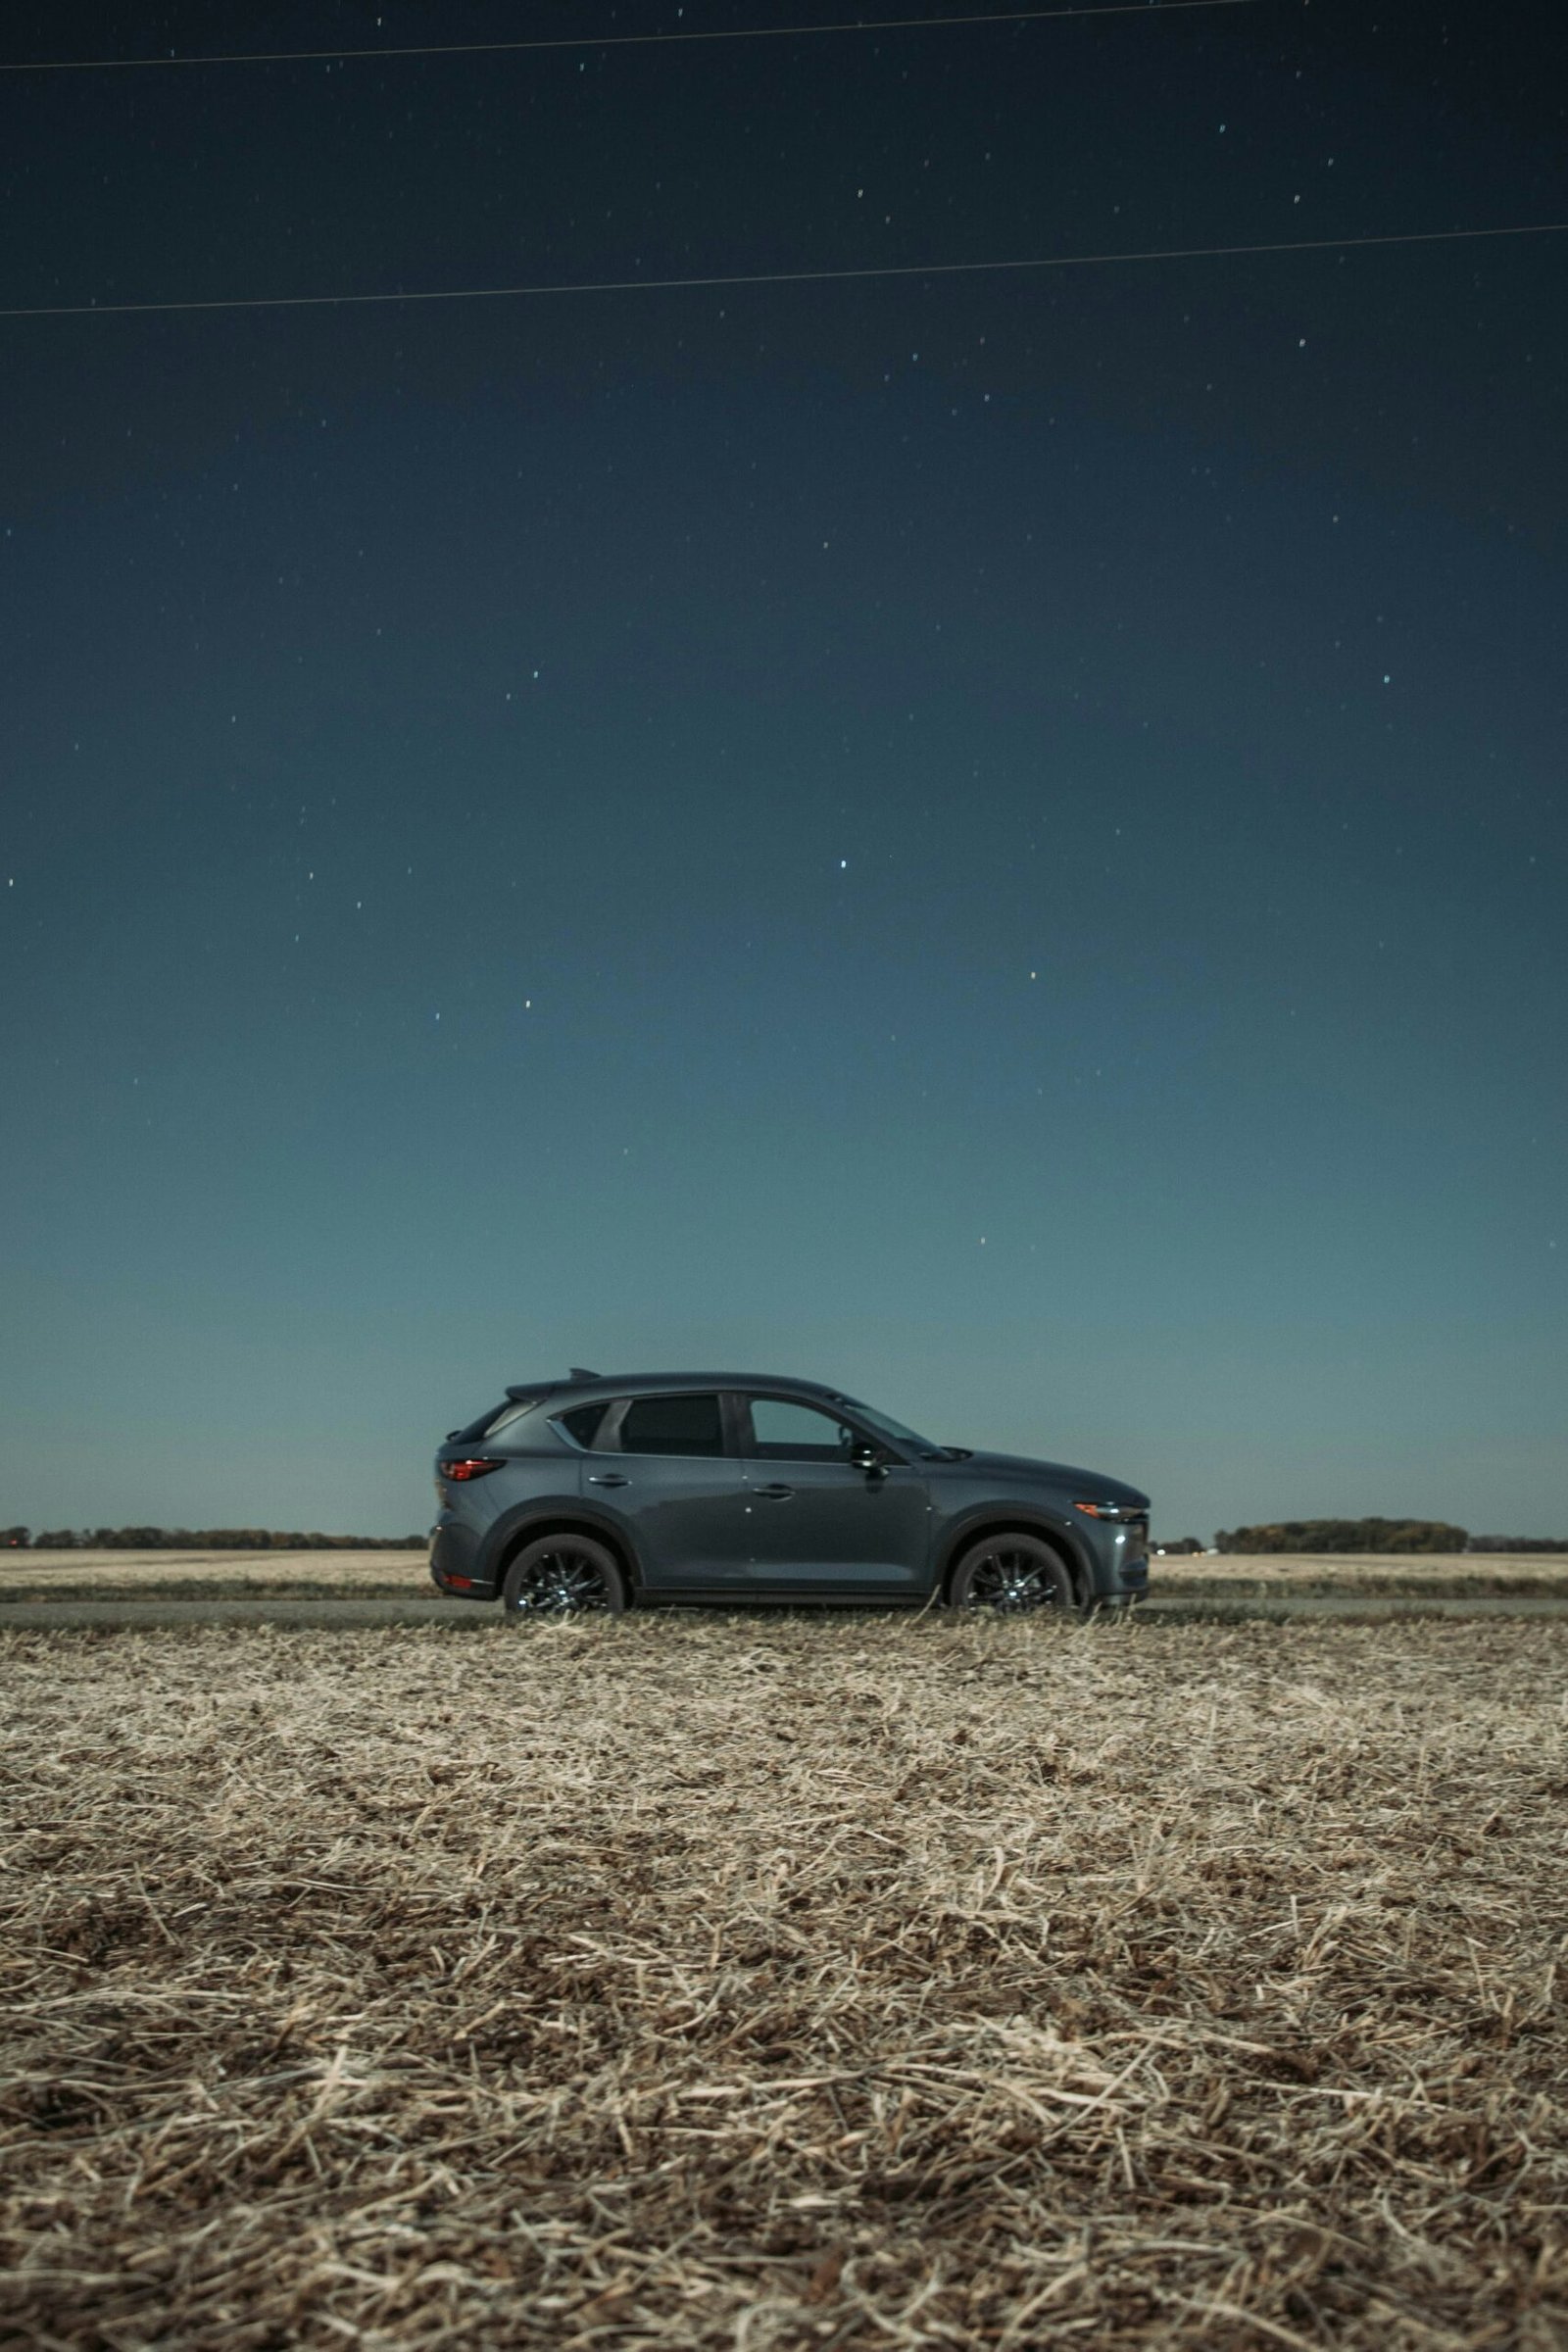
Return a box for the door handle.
[752,1483,794,1500]
[588,1473,629,1488]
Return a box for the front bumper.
[1087,1545,1149,1603]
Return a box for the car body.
[429,1370,1150,1615]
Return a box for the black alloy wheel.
[948,1533,1072,1614]
[502,1535,628,1617]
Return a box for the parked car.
[430,1370,1150,1617]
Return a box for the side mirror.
[850,1442,884,1474]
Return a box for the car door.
[585,1391,749,1592]
[738,1394,931,1593]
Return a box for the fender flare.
[477,1496,645,1591]
[937,1505,1094,1604]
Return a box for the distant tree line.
[1,1526,425,1550]
[1213,1518,1470,1554]
[10,1518,1555,1556]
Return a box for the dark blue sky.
[3,1,1564,1539]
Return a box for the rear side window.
[618,1394,725,1457]
[557,1402,610,1449]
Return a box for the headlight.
[1073,1500,1147,1525]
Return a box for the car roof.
[510,1370,847,1403]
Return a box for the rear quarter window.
[556,1402,611,1449]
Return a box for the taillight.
[442,1456,506,1482]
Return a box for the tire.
[947,1532,1074,1616]
[501,1535,628,1618]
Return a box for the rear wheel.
[502,1535,627,1618]
[948,1533,1073,1615]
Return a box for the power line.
[1,1,1255,74]
[2,220,1562,323]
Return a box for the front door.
[739,1395,931,1593]
[587,1391,748,1591]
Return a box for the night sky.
[3,1,1564,1541]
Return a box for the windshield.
[836,1396,944,1457]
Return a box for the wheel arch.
[937,1511,1092,1608]
[483,1504,643,1595]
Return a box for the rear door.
[585,1391,749,1592]
[739,1394,931,1594]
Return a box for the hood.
[940,1449,1150,1508]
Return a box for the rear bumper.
[429,1522,498,1601]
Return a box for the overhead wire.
[1,2,1256,74]
[4,0,1552,325]
[2,220,1563,323]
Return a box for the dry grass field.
[1154,1554,1568,1601]
[3,1613,1565,2350]
[5,1546,1568,1609]
[0,1548,432,1602]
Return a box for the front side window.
[747,1396,863,1462]
[835,1396,939,1455]
[618,1393,726,1457]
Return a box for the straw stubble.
[2,1613,1564,2348]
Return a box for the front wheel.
[502,1536,628,1618]
[948,1533,1073,1615]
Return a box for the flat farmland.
[4,1547,1567,1607]
[0,1548,433,1601]
[1154,1553,1568,1601]
[3,1614,1565,2349]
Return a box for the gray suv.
[430,1370,1150,1616]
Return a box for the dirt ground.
[3,1612,1565,2349]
